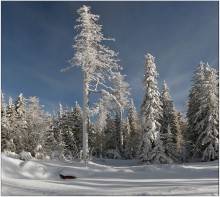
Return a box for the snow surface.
[1,154,218,196]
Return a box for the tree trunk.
[119,110,123,154]
[82,72,89,162]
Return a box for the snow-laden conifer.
[1,91,10,152]
[61,5,122,162]
[44,128,57,158]
[11,93,28,153]
[123,117,133,159]
[87,120,96,158]
[160,81,183,162]
[15,93,26,117]
[56,105,78,160]
[23,97,51,156]
[7,97,16,117]
[1,93,16,153]
[176,112,187,162]
[5,97,17,152]
[104,113,119,153]
[1,91,7,117]
[127,99,141,157]
[51,130,67,161]
[187,62,205,157]
[188,63,219,161]
[139,53,168,164]
[72,102,83,152]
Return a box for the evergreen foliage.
[127,99,141,157]
[95,101,107,157]
[187,62,219,161]
[71,102,83,152]
[1,91,12,152]
[123,117,133,159]
[139,53,168,164]
[160,81,184,162]
[104,113,119,152]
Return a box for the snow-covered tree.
[95,100,108,157]
[160,81,183,162]
[1,93,18,153]
[71,102,83,152]
[139,53,168,164]
[22,97,51,156]
[104,113,119,152]
[187,62,218,161]
[1,91,10,152]
[177,112,187,162]
[44,128,57,158]
[114,112,121,148]
[12,93,28,153]
[61,5,122,162]
[187,62,205,157]
[1,91,7,117]
[123,117,133,159]
[51,130,67,161]
[88,120,97,157]
[5,97,17,153]
[111,72,131,153]
[47,110,67,160]
[7,97,16,118]
[56,105,78,160]
[63,129,78,160]
[15,93,26,117]
[127,99,141,157]
[162,125,176,161]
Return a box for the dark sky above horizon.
[2,1,219,114]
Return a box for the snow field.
[1,154,218,196]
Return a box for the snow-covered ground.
[1,154,218,196]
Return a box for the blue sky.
[2,1,219,114]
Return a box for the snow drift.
[1,154,218,196]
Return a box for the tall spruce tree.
[6,97,17,153]
[127,99,141,157]
[187,62,204,158]
[139,53,168,164]
[187,62,218,161]
[72,102,83,152]
[13,93,28,153]
[56,105,78,160]
[1,91,12,152]
[104,113,118,152]
[160,81,183,162]
[177,112,187,162]
[123,117,133,159]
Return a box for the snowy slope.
[1,154,218,196]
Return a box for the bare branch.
[88,89,102,93]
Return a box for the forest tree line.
[1,59,218,163]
